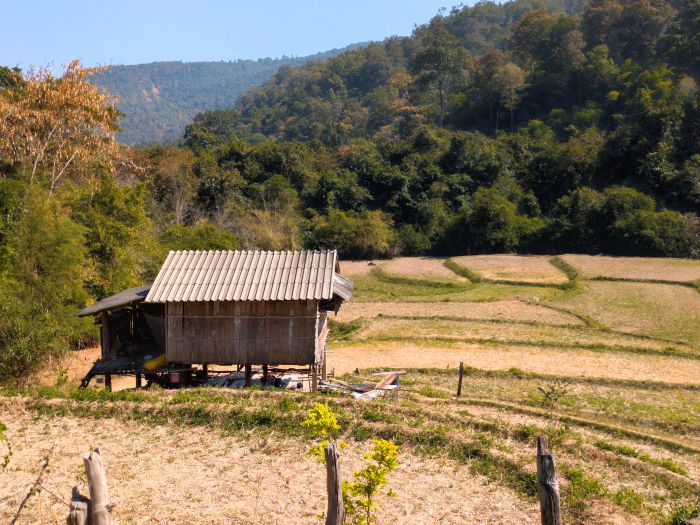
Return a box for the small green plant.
[537,379,573,418]
[613,487,644,512]
[666,502,700,525]
[54,366,69,387]
[301,403,398,524]
[0,421,11,469]
[302,402,344,460]
[343,439,398,525]
[415,385,449,399]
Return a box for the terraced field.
[326,254,700,523]
[1,254,699,524]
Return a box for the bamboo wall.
[165,299,323,365]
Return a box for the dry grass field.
[560,254,700,283]
[450,255,570,284]
[2,254,699,524]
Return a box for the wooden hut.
[77,250,353,390]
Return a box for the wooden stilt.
[322,347,328,381]
[202,363,208,381]
[104,374,112,391]
[262,364,269,384]
[135,373,142,389]
[311,364,318,392]
[244,365,252,387]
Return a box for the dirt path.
[0,403,537,524]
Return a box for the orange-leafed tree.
[0,60,121,193]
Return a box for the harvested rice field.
[335,299,583,326]
[450,255,570,284]
[380,257,470,281]
[3,254,700,525]
[560,254,700,283]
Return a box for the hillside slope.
[92,43,367,144]
[176,0,699,258]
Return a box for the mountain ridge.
[92,42,369,144]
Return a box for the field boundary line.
[443,259,573,289]
[372,314,693,347]
[344,335,700,360]
[455,398,700,455]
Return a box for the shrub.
[0,295,65,386]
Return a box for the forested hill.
[91,43,367,145]
[179,0,700,258]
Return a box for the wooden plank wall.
[165,300,319,365]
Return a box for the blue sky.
[2,1,458,69]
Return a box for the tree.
[160,221,238,251]
[450,187,544,253]
[68,177,154,297]
[0,294,63,386]
[0,61,122,193]
[411,25,468,127]
[309,209,394,259]
[142,147,197,226]
[493,63,526,131]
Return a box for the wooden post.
[135,373,142,389]
[104,374,112,392]
[100,312,110,359]
[202,363,208,381]
[244,365,252,387]
[537,435,561,525]
[67,487,90,525]
[311,364,318,392]
[321,347,328,381]
[457,362,464,397]
[83,448,112,525]
[324,442,345,525]
[262,364,269,384]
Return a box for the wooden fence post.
[537,435,562,525]
[324,442,345,525]
[84,448,112,525]
[67,487,90,525]
[456,362,464,397]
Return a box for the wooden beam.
[537,435,562,525]
[100,312,110,360]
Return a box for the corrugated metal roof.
[145,250,353,303]
[76,285,151,317]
